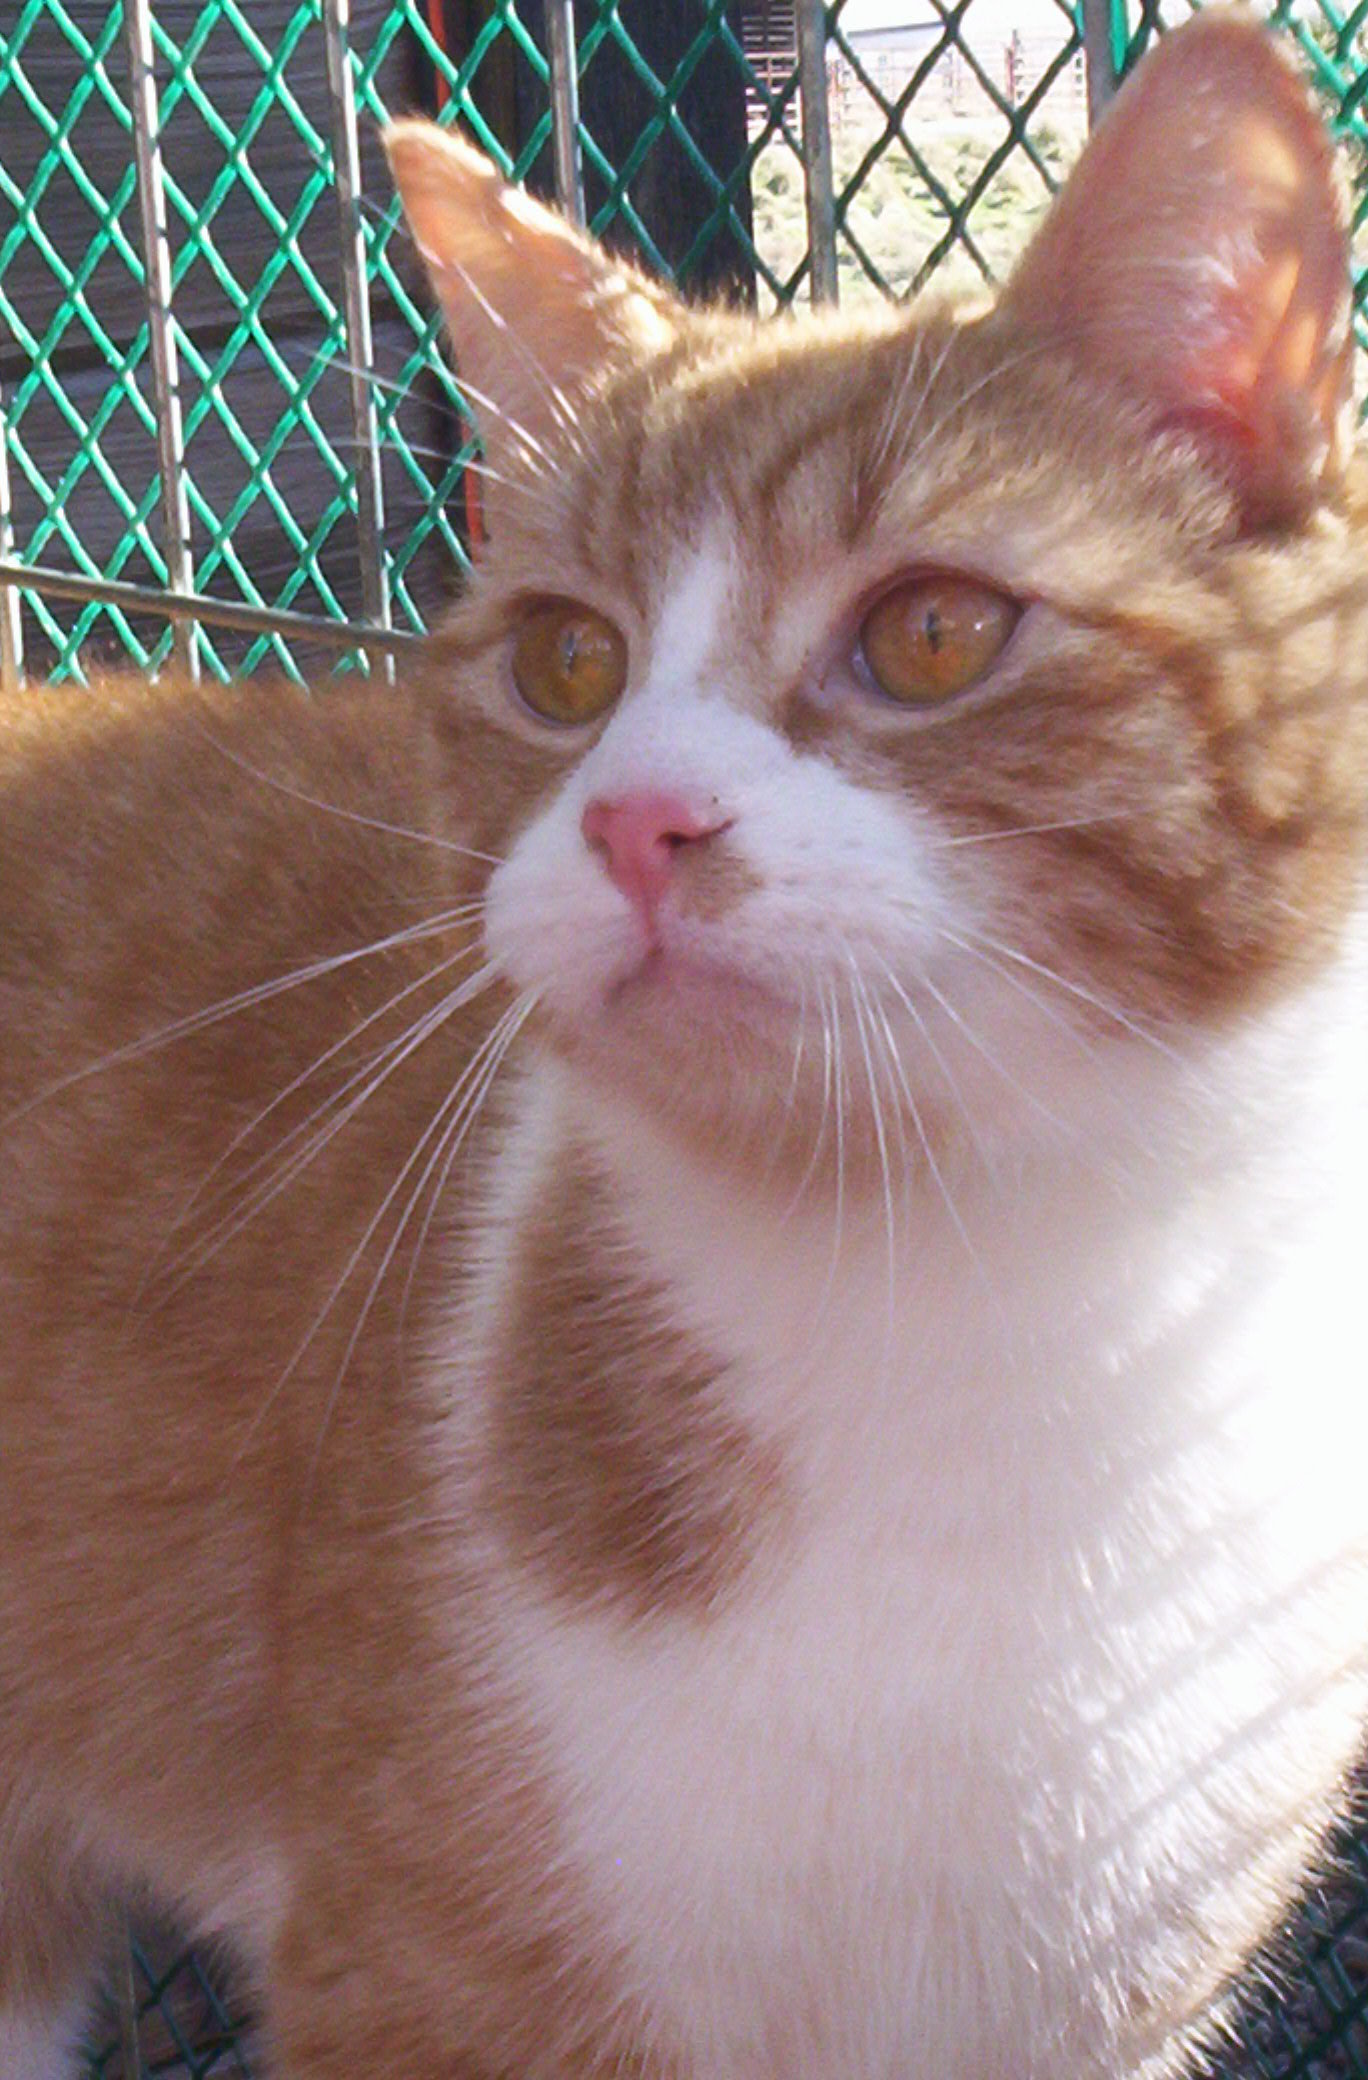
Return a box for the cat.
[3,11,1368,2078]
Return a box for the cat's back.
[0,654,508,1358]
[0,658,515,1916]
[0,665,479,1404]
[0,662,496,1131]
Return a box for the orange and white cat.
[3,14,1368,2077]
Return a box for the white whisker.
[935,925,1101,1057]
[868,328,929,490]
[395,992,540,1375]
[785,970,808,1114]
[158,926,487,1248]
[4,907,475,1130]
[860,963,991,1295]
[874,957,1001,1184]
[219,983,522,1485]
[816,976,849,1312]
[313,346,554,480]
[934,814,1116,848]
[848,964,898,1362]
[302,992,538,1495]
[951,925,1210,1087]
[448,372,563,471]
[314,350,430,406]
[911,962,1070,1138]
[895,337,1059,483]
[326,430,567,517]
[872,321,966,502]
[151,962,501,1303]
[779,975,833,1222]
[429,266,588,465]
[189,722,504,867]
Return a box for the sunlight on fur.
[2,14,1367,2078]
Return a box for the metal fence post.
[545,0,587,229]
[324,0,393,677]
[121,0,198,681]
[0,390,23,693]
[1080,0,1128,122]
[796,0,839,306]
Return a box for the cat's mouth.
[604,941,792,1022]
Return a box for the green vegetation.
[750,122,1082,309]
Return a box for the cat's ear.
[1000,12,1355,527]
[384,122,679,482]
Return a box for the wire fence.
[1,1,1366,2073]
[3,0,1362,694]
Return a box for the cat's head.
[387,14,1368,1182]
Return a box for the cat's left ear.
[385,122,680,484]
[1000,11,1355,528]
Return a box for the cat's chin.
[525,946,812,1155]
[540,943,798,1096]
[531,958,971,1196]
[604,943,794,1021]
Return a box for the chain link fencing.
[0,0,1366,2072]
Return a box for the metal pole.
[1080,0,1122,124]
[0,391,23,692]
[324,0,393,680]
[0,556,423,655]
[545,0,586,228]
[796,0,838,307]
[121,0,198,680]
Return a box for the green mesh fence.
[1,2,1364,683]
[0,2,1366,2074]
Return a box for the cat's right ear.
[999,12,1354,529]
[385,123,679,486]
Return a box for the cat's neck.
[524,934,1365,1492]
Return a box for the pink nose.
[581,790,726,928]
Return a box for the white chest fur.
[476,1012,1368,2080]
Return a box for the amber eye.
[511,600,627,725]
[859,574,1020,707]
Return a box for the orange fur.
[2,17,1367,2078]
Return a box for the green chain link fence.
[0,0,1366,2072]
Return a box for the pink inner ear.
[1168,253,1299,439]
[1166,208,1353,522]
[1001,16,1353,526]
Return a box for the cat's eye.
[859,575,1020,707]
[511,600,627,725]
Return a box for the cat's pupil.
[559,627,581,675]
[924,607,943,655]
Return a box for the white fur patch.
[473,475,1368,2075]
[474,941,1368,2080]
[646,522,738,693]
